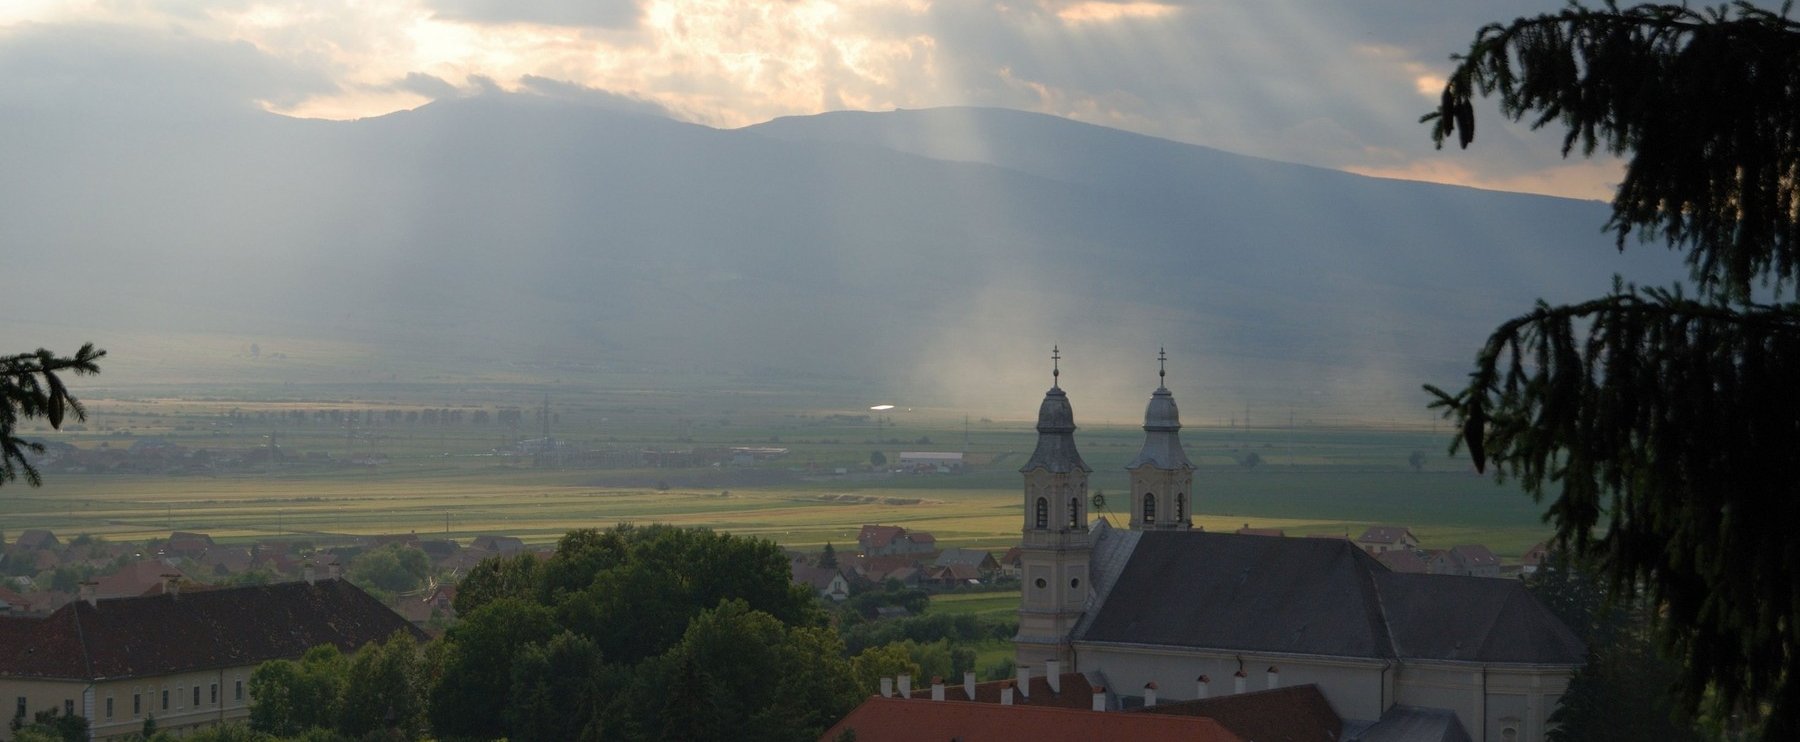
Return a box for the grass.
[926,591,1022,619]
[6,384,1557,559]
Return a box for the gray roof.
[1080,531,1395,658]
[1347,706,1473,742]
[1070,519,1142,639]
[933,548,996,568]
[1020,386,1091,473]
[1076,531,1585,666]
[1126,386,1195,470]
[1375,572,1585,665]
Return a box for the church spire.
[1021,348,1090,474]
[1129,350,1195,530]
[1016,349,1093,671]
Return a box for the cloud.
[1054,2,1182,25]
[0,22,336,116]
[1345,158,1624,202]
[397,70,460,99]
[425,0,644,29]
[0,0,1674,198]
[518,74,674,117]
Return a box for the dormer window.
[1035,497,1049,529]
[1143,493,1156,525]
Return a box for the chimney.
[963,671,976,701]
[160,573,180,597]
[1233,670,1247,695]
[1016,666,1031,698]
[327,561,343,579]
[1195,674,1210,699]
[1143,682,1158,708]
[1046,659,1061,693]
[302,561,316,584]
[79,581,97,607]
[1267,666,1280,689]
[898,674,912,699]
[880,678,894,698]
[931,676,945,702]
[1000,681,1015,706]
[1091,685,1107,712]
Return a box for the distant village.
[1,516,1543,625]
[1,373,1562,742]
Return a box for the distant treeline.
[223,407,539,428]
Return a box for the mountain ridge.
[3,94,1684,420]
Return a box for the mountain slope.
[2,97,1686,420]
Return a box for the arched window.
[1035,497,1049,529]
[1143,493,1156,525]
[1176,492,1186,521]
[1068,497,1081,528]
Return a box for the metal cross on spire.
[1158,347,1167,387]
[1052,345,1061,387]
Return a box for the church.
[1013,352,1584,742]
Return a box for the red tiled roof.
[1132,684,1340,742]
[0,578,425,680]
[858,525,906,550]
[852,554,924,576]
[822,696,1241,742]
[904,672,1095,709]
[1522,542,1551,565]
[94,560,187,599]
[13,529,58,551]
[163,538,210,557]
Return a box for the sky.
[1,1,1637,201]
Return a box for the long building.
[0,576,423,741]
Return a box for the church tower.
[1128,349,1195,530]
[1015,347,1093,669]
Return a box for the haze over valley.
[7,94,1687,423]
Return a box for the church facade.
[1013,357,1584,742]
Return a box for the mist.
[3,92,1689,424]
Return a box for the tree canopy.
[1,344,104,488]
[1423,1,1800,733]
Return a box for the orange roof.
[821,696,1242,742]
[1132,684,1341,742]
[858,524,906,549]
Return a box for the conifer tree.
[1,344,104,488]
[1422,2,1800,732]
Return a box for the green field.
[927,591,1023,619]
[3,373,1557,559]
